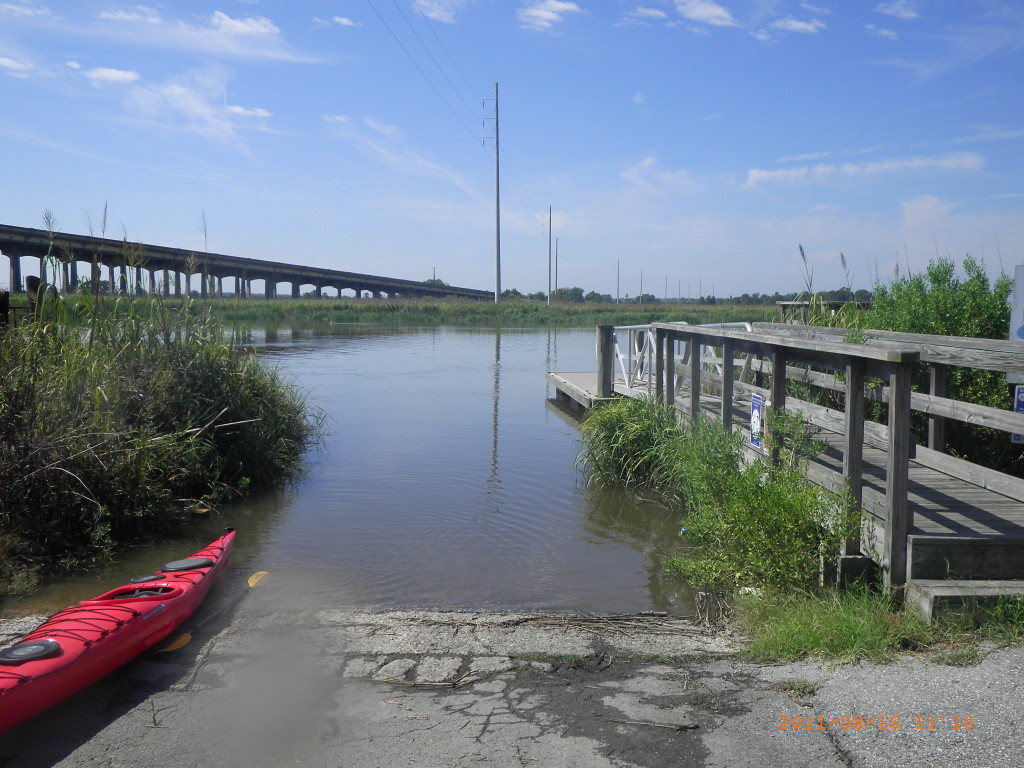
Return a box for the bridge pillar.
[314,285,322,298]
[264,280,274,299]
[162,269,170,296]
[148,268,156,294]
[217,276,223,298]
[174,270,181,296]
[292,281,300,299]
[38,255,46,285]
[200,267,208,298]
[70,260,79,290]
[9,251,22,292]
[108,265,116,294]
[135,266,144,295]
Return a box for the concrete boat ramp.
[2,599,1021,768]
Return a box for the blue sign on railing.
[750,394,764,450]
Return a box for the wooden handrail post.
[928,363,947,452]
[884,359,914,590]
[689,333,702,421]
[843,359,865,556]
[596,325,614,399]
[722,339,735,430]
[655,327,665,400]
[769,347,787,465]
[664,331,676,407]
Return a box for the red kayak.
[0,528,235,735]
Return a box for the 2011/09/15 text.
[780,715,974,731]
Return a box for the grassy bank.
[196,296,777,327]
[576,396,1024,663]
[0,294,317,596]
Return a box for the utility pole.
[616,260,620,303]
[554,238,559,299]
[547,206,552,306]
[492,83,501,302]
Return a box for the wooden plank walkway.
[548,371,1024,543]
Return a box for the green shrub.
[0,292,316,592]
[867,255,1020,473]
[577,398,857,592]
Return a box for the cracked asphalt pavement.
[2,593,1021,767]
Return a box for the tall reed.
[0,289,316,594]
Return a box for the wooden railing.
[595,322,1024,589]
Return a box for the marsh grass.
[0,288,316,594]
[578,397,858,593]
[190,296,776,327]
[736,586,930,663]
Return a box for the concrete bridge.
[0,223,491,300]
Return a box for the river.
[1,324,694,617]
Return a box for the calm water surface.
[3,325,694,617]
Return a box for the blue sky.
[1,0,1022,298]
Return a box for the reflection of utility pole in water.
[487,331,502,513]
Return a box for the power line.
[364,0,480,142]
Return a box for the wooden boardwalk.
[549,322,1024,618]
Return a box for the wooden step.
[906,578,1024,622]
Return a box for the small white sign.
[750,394,764,450]
[1013,385,1024,445]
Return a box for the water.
[2,325,694,617]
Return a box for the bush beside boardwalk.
[0,295,317,596]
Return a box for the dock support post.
[689,335,701,421]
[843,359,866,556]
[769,347,787,466]
[884,359,914,590]
[928,363,947,452]
[721,339,734,430]
[664,332,675,408]
[596,325,614,399]
[655,328,665,400]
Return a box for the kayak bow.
[0,528,236,735]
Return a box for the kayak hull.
[0,528,235,735]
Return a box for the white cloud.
[85,67,140,84]
[744,152,985,187]
[751,29,772,42]
[227,105,272,118]
[865,24,898,40]
[770,17,826,34]
[98,5,160,23]
[675,1,737,27]
[875,1,920,20]
[517,1,582,32]
[0,2,52,17]
[93,8,308,62]
[0,55,31,75]
[619,6,669,25]
[413,1,470,24]
[323,114,353,123]
[208,10,278,37]
[777,150,832,163]
[633,7,668,19]
[621,157,692,189]
[125,68,249,145]
[330,116,474,193]
[633,91,647,105]
[65,60,80,69]
[333,17,360,27]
